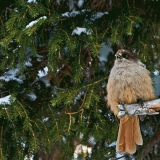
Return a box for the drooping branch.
[140,133,160,158]
[117,99,160,117]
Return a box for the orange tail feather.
[116,116,143,154]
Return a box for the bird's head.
[115,49,138,62]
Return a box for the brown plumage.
[107,49,156,154]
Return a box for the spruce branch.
[16,101,29,119]
[13,105,23,118]
[30,128,39,151]
[5,108,17,139]
[102,20,113,39]
[138,37,147,49]
[37,119,50,145]
[111,25,119,44]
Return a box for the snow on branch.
[25,16,47,29]
[27,0,37,3]
[72,27,91,35]
[117,99,160,117]
[62,9,108,20]
[0,95,11,105]
[0,68,23,83]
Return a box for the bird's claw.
[118,111,127,117]
[117,102,128,117]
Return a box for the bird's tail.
[116,116,143,154]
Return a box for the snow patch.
[0,68,23,83]
[40,76,50,87]
[88,136,96,145]
[61,10,108,20]
[38,67,48,77]
[0,95,11,105]
[62,9,90,17]
[72,27,91,35]
[25,16,47,29]
[24,155,34,160]
[56,0,61,5]
[91,12,108,21]
[77,0,84,7]
[73,144,92,159]
[74,91,85,104]
[25,61,32,67]
[27,0,37,3]
[153,70,159,76]
[27,93,37,101]
[43,117,49,122]
[36,54,44,62]
[116,152,126,160]
[38,67,50,87]
[62,11,80,17]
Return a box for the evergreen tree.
[0,0,160,159]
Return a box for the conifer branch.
[16,101,29,120]
[37,119,50,144]
[102,20,113,38]
[1,0,160,159]
[14,106,23,118]
[5,109,17,138]
[68,113,72,132]
[65,109,83,115]
[65,109,84,132]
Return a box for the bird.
[107,49,156,154]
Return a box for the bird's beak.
[115,53,123,60]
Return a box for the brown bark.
[141,133,160,159]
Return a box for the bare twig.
[48,142,59,160]
[117,99,160,117]
[141,133,160,158]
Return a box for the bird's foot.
[117,102,128,117]
[137,99,144,108]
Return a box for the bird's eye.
[123,54,129,59]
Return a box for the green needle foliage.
[0,0,160,159]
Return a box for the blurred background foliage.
[0,0,160,159]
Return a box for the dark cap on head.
[115,49,138,61]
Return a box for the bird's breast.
[107,60,155,103]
